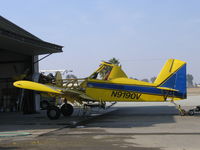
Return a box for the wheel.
[47,106,61,120]
[195,106,200,111]
[188,109,195,116]
[40,100,49,110]
[61,103,74,116]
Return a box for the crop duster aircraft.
[13,59,187,119]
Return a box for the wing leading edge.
[14,80,94,102]
[14,80,62,94]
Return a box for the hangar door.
[0,50,33,112]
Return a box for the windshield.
[90,65,112,80]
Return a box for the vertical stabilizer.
[154,59,187,98]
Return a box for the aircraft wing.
[13,80,85,96]
[14,80,96,107]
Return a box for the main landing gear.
[47,103,74,120]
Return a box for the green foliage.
[108,57,120,65]
[66,74,77,79]
[150,77,156,83]
[141,78,149,82]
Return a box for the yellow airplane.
[13,58,187,119]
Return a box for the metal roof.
[0,16,63,55]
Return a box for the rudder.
[154,59,187,99]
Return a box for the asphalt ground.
[0,95,200,150]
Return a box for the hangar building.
[0,16,63,114]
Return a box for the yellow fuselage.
[85,78,168,102]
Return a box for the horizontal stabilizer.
[157,87,178,92]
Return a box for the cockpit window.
[90,65,112,80]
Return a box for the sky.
[1,0,200,83]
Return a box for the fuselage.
[85,78,178,102]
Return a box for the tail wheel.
[61,103,74,116]
[47,106,61,120]
[195,106,200,112]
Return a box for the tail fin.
[154,59,187,99]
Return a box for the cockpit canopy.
[89,62,128,80]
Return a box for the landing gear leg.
[171,100,186,116]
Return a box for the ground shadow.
[82,106,180,128]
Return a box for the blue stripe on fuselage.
[87,82,185,98]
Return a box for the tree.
[129,77,138,80]
[141,78,149,82]
[187,74,194,88]
[108,57,120,66]
[150,77,156,83]
[66,74,77,79]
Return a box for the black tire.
[61,103,74,116]
[195,106,200,112]
[47,106,61,120]
[188,109,195,116]
[40,100,49,110]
